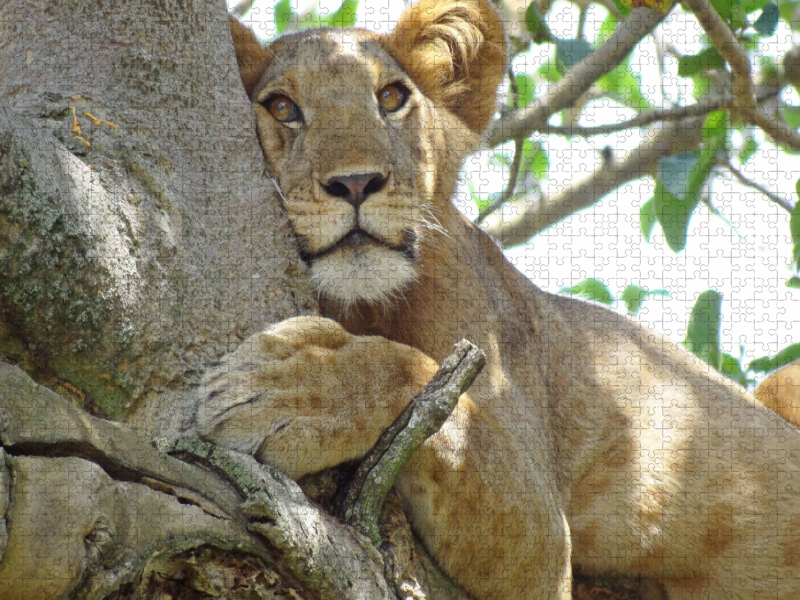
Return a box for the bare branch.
[483,7,666,148]
[481,118,704,247]
[683,0,755,117]
[752,106,800,152]
[542,97,735,137]
[540,88,782,137]
[476,136,525,224]
[341,340,486,544]
[721,160,796,213]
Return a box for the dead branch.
[340,340,486,543]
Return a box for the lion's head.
[231,0,507,305]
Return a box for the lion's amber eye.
[264,94,301,123]
[377,83,409,113]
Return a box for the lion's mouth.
[300,227,417,263]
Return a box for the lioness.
[199,1,800,598]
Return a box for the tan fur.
[755,359,800,427]
[199,2,800,598]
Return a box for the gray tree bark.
[0,1,470,598]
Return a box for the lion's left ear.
[230,17,273,98]
[382,0,508,133]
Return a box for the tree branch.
[340,340,486,544]
[682,0,755,117]
[481,118,704,246]
[476,136,525,224]
[483,7,666,148]
[720,160,796,213]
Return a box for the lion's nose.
[322,172,387,209]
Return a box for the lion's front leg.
[197,316,439,479]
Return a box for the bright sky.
[234,0,800,376]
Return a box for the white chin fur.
[310,246,416,304]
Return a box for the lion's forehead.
[260,28,402,94]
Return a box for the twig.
[542,97,735,136]
[484,7,666,148]
[340,340,486,544]
[682,0,755,117]
[476,136,525,224]
[540,89,781,137]
[721,160,795,213]
[752,106,800,152]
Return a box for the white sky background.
[234,0,800,374]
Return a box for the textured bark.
[0,0,316,426]
[0,0,430,598]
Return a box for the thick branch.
[341,340,486,543]
[0,362,240,516]
[682,0,755,116]
[484,7,665,148]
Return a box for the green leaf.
[783,106,800,129]
[740,0,770,13]
[538,62,562,83]
[521,140,549,180]
[525,2,554,43]
[721,352,753,387]
[791,185,800,267]
[658,153,699,199]
[678,47,727,77]
[731,5,748,30]
[319,0,359,28]
[560,279,615,305]
[274,0,294,34]
[621,285,671,315]
[754,2,780,35]
[710,0,733,21]
[640,197,657,242]
[703,110,729,141]
[597,64,653,111]
[779,0,800,24]
[739,136,758,163]
[749,343,800,373]
[596,14,619,44]
[787,277,800,289]
[609,0,632,16]
[683,290,723,370]
[514,74,536,108]
[555,38,593,73]
[653,178,700,252]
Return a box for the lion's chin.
[309,245,416,305]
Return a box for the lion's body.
[200,2,800,598]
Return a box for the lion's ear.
[383,0,507,133]
[230,17,272,97]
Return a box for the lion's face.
[233,0,507,305]
[250,29,436,304]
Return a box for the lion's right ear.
[230,18,272,97]
[382,0,508,133]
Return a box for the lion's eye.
[377,83,409,114]
[264,94,301,123]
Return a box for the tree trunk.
[0,1,467,598]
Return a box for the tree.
[0,0,798,599]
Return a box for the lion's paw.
[197,316,437,479]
